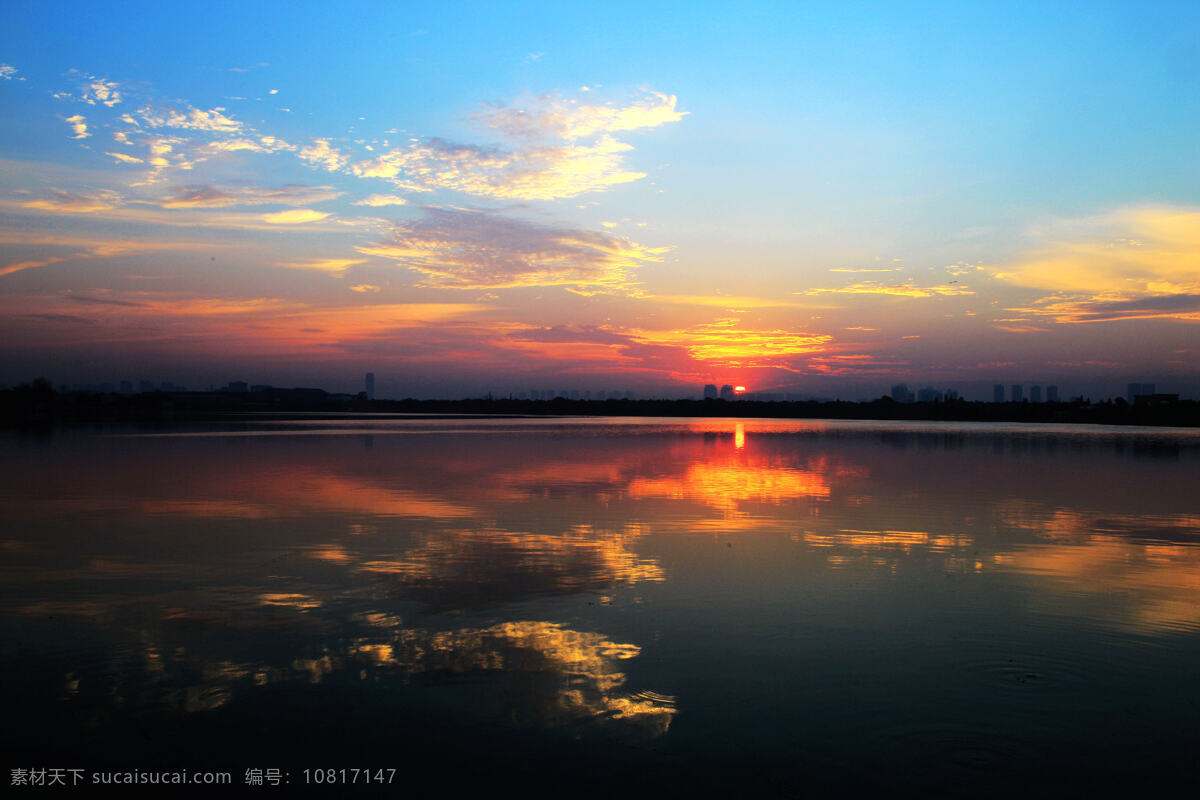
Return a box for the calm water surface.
[3,417,1200,795]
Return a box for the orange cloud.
[0,257,68,277]
[0,232,231,278]
[6,198,344,232]
[276,258,365,274]
[994,206,1200,323]
[799,282,974,297]
[261,209,330,224]
[634,318,832,365]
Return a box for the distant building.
[917,386,942,403]
[945,389,959,401]
[119,380,133,394]
[139,380,155,393]
[719,384,735,401]
[1011,384,1023,402]
[1030,385,1042,403]
[890,383,914,403]
[993,384,1005,403]
[1127,383,1155,403]
[703,384,718,399]
[1046,385,1059,402]
[365,372,375,400]
[227,381,248,393]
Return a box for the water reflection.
[359,525,664,611]
[2,418,1200,785]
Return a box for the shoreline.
[4,384,1198,428]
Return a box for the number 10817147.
[302,768,397,784]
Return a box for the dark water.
[3,416,1200,795]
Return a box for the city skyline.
[2,2,1199,400]
[19,371,1161,405]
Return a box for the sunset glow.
[1,2,1198,399]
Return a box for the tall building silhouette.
[365,372,375,400]
[1011,384,1023,402]
[1127,382,1155,402]
[1030,385,1042,403]
[703,384,718,399]
[719,384,735,401]
[993,384,1005,403]
[1047,385,1059,402]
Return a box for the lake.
[3,416,1199,795]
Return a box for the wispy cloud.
[799,282,973,297]
[51,85,295,183]
[344,89,685,200]
[358,207,666,291]
[54,80,681,207]
[136,105,242,132]
[63,114,90,139]
[105,151,144,164]
[653,294,827,309]
[262,209,330,224]
[1010,294,1200,324]
[475,90,686,140]
[354,193,408,207]
[21,190,121,212]
[0,257,68,278]
[276,258,365,275]
[82,77,122,107]
[299,138,350,172]
[200,135,293,154]
[0,232,227,278]
[5,198,342,232]
[349,135,646,200]
[0,64,23,81]
[109,132,293,184]
[157,184,342,209]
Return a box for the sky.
[1,0,1198,400]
